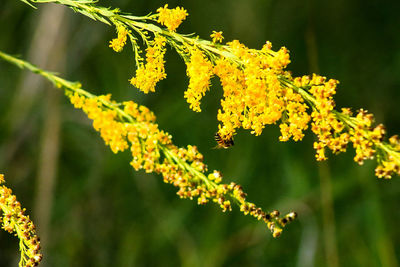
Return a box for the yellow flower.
[375,159,400,179]
[130,35,167,93]
[210,31,224,43]
[69,93,129,153]
[109,24,128,52]
[279,87,310,142]
[184,48,214,112]
[157,4,188,32]
[350,112,376,165]
[65,89,294,236]
[214,58,246,139]
[0,174,42,267]
[210,40,298,140]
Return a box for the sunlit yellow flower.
[210,31,224,43]
[184,48,214,112]
[69,93,129,153]
[157,4,188,32]
[0,174,42,267]
[109,24,128,52]
[64,88,294,236]
[130,35,167,93]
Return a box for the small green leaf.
[79,9,97,21]
[20,0,36,9]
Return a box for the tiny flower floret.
[210,31,224,43]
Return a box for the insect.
[214,132,234,149]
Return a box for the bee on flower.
[214,132,234,149]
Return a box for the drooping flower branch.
[0,174,42,267]
[0,50,297,238]
[20,0,400,178]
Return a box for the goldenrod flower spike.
[19,0,400,177]
[0,50,296,237]
[289,74,400,178]
[0,174,43,267]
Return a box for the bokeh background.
[1,0,400,266]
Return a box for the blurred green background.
[1,0,400,266]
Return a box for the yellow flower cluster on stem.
[104,1,400,178]
[0,50,297,237]
[109,24,128,52]
[20,0,400,178]
[0,174,42,267]
[282,75,400,178]
[184,48,214,112]
[156,4,188,32]
[130,35,167,93]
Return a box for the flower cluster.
[21,0,400,180]
[147,4,400,178]
[293,75,347,160]
[156,4,188,32]
[213,59,246,140]
[184,48,214,112]
[109,24,128,52]
[0,49,298,237]
[65,89,295,237]
[278,86,310,142]
[173,40,296,141]
[130,35,167,93]
[0,174,42,267]
[376,135,400,178]
[107,5,307,143]
[213,41,295,140]
[101,2,400,178]
[69,93,129,153]
[350,109,377,164]
[293,74,400,178]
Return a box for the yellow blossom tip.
[0,174,43,266]
[184,48,213,112]
[109,24,128,52]
[157,4,188,32]
[130,35,167,93]
[210,31,224,43]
